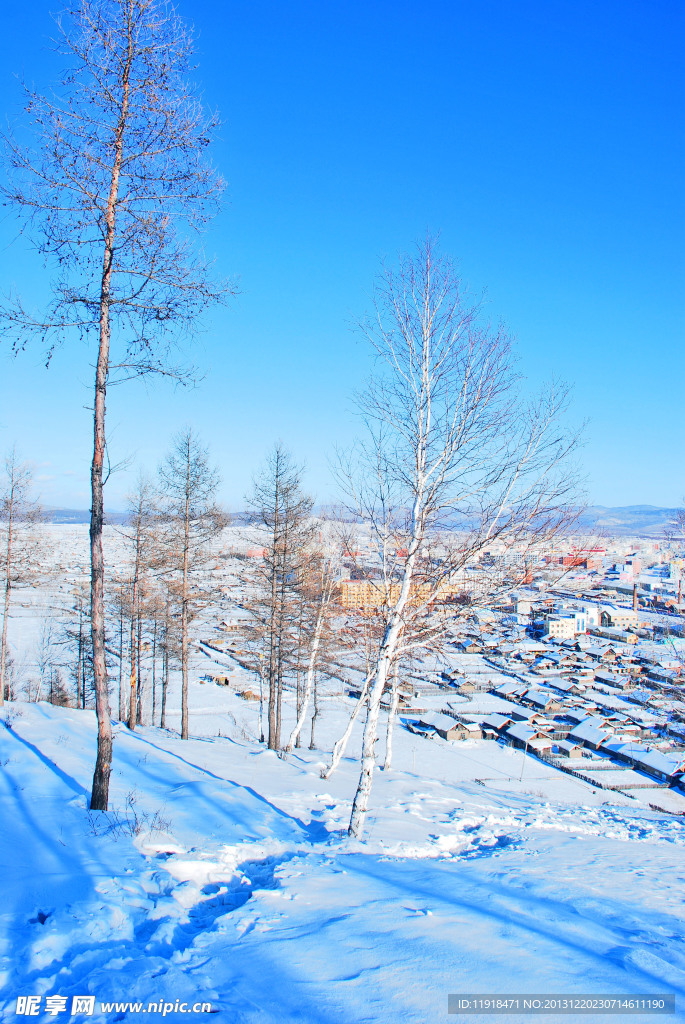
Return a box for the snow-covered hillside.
[2,694,684,1024]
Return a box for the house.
[550,651,578,668]
[506,722,554,754]
[601,740,648,768]
[555,739,584,758]
[481,713,515,733]
[594,627,640,645]
[406,719,436,737]
[506,704,537,723]
[512,641,548,662]
[418,712,481,740]
[632,749,685,785]
[219,619,242,632]
[648,667,682,685]
[457,640,482,654]
[524,689,561,713]
[494,682,528,700]
[568,716,615,750]
[531,653,559,672]
[552,678,587,695]
[456,679,478,694]
[585,644,618,664]
[207,674,231,686]
[452,721,483,740]
[593,670,632,690]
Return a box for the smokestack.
[633,583,638,612]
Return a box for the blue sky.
[0,0,683,510]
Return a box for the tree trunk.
[0,490,13,705]
[82,644,88,710]
[287,599,325,752]
[89,341,113,808]
[295,596,304,748]
[181,594,189,739]
[76,601,83,709]
[266,462,281,750]
[128,578,137,730]
[349,537,419,837]
[136,602,142,724]
[275,525,290,749]
[321,670,374,779]
[161,640,169,730]
[118,595,125,721]
[89,27,134,810]
[0,578,11,705]
[308,672,318,750]
[151,616,157,726]
[181,481,190,740]
[383,662,400,770]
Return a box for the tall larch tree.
[1,0,228,808]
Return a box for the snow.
[2,697,685,1023]
[2,525,685,1021]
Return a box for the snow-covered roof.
[481,713,513,730]
[506,723,537,744]
[634,749,685,778]
[529,736,553,752]
[419,712,461,732]
[568,717,614,745]
[550,679,581,693]
[557,739,583,754]
[526,690,555,708]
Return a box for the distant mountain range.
[44,504,682,537]
[46,508,128,525]
[575,505,681,538]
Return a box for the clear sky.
[0,0,683,511]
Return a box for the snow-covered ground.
[2,525,685,1021]
[2,687,685,1023]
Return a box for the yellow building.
[337,578,462,612]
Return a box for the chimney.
[633,583,638,612]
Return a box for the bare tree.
[34,614,58,704]
[244,445,314,750]
[341,238,581,838]
[158,428,224,740]
[383,660,401,771]
[285,556,334,751]
[122,474,157,729]
[0,448,44,704]
[1,0,227,807]
[286,535,345,752]
[63,585,92,709]
[157,588,178,730]
[113,581,128,721]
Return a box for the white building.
[544,614,579,640]
[545,604,595,638]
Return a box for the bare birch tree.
[1,0,227,808]
[341,237,581,838]
[157,428,224,740]
[0,448,44,705]
[286,544,340,752]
